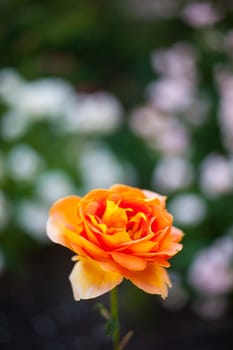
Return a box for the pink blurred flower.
[199,153,233,197]
[182,2,222,28]
[189,236,233,296]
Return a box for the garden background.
[1,0,233,349]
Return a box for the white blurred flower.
[1,111,29,141]
[189,235,233,296]
[0,73,77,138]
[12,78,74,119]
[78,142,135,191]
[64,92,122,134]
[7,144,43,182]
[182,2,222,28]
[129,106,166,139]
[0,191,9,230]
[151,42,197,79]
[199,154,233,197]
[35,170,76,204]
[149,122,189,155]
[0,68,25,105]
[0,75,73,122]
[130,105,190,155]
[168,193,207,226]
[146,77,194,114]
[17,199,49,242]
[152,156,193,193]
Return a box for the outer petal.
[156,227,183,257]
[47,195,81,246]
[69,258,123,300]
[110,184,149,204]
[143,189,166,206]
[126,262,172,299]
[171,226,184,242]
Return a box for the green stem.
[110,287,120,350]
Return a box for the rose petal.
[80,189,108,207]
[47,195,81,246]
[98,260,124,273]
[127,240,157,253]
[111,251,147,271]
[110,184,144,199]
[102,200,128,228]
[156,227,183,255]
[127,262,172,299]
[157,243,183,257]
[151,208,173,231]
[66,231,109,260]
[80,215,103,245]
[143,189,166,206]
[98,231,131,250]
[171,226,184,242]
[69,258,123,300]
[118,232,155,248]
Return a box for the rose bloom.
[47,184,183,300]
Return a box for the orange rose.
[47,184,183,300]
